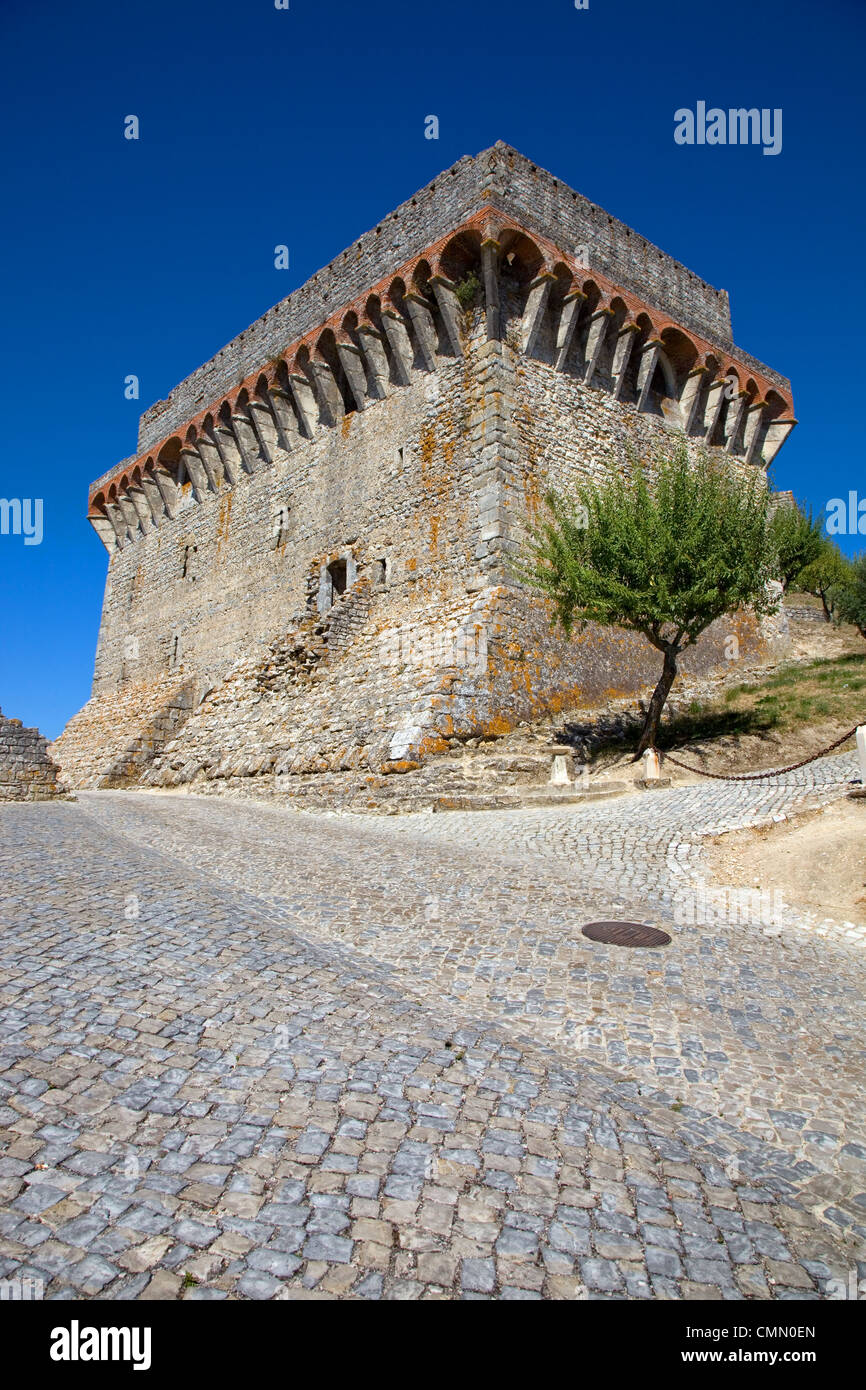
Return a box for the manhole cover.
[581,921,671,948]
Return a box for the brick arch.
[157,437,183,476]
[550,260,575,294]
[292,343,312,373]
[411,258,433,296]
[362,293,384,332]
[498,228,544,283]
[385,276,407,312]
[579,278,603,314]
[607,295,631,331]
[660,326,699,380]
[435,229,482,284]
[763,388,788,418]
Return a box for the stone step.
[432,782,630,813]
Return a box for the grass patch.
[560,653,866,761]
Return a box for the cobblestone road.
[0,760,863,1300]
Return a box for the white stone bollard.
[550,754,571,786]
[857,726,866,785]
[641,748,661,781]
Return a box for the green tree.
[520,443,779,757]
[769,499,824,591]
[833,552,866,638]
[795,539,851,623]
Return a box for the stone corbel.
[520,273,556,357]
[635,340,664,411]
[150,465,180,519]
[336,342,370,411]
[585,309,614,388]
[140,471,167,522]
[356,326,392,397]
[179,445,211,499]
[701,378,728,439]
[117,493,142,540]
[429,275,464,357]
[679,366,708,433]
[743,401,767,464]
[213,426,243,485]
[288,373,320,437]
[268,388,302,449]
[724,391,751,454]
[404,292,439,371]
[307,362,344,427]
[480,238,501,341]
[127,484,154,533]
[248,399,280,463]
[98,503,126,549]
[611,323,640,400]
[554,291,586,371]
[761,417,797,465]
[380,310,415,385]
[195,436,224,491]
[230,413,263,473]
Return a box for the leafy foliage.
[796,540,852,623]
[833,553,866,638]
[519,442,779,754]
[454,271,481,309]
[769,500,824,591]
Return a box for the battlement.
[94,142,787,497]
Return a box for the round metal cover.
[581,921,671,948]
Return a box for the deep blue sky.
[1,0,864,737]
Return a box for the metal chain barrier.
[661,724,861,781]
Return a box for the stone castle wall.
[57,307,779,796]
[58,146,794,798]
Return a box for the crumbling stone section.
[0,709,71,801]
[52,676,197,790]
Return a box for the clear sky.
[1,0,864,738]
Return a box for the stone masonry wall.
[0,710,70,801]
[58,298,781,799]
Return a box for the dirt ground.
[707,797,866,927]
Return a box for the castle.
[54,143,795,804]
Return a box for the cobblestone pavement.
[0,761,863,1301]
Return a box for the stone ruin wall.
[55,144,795,797]
[0,711,70,802]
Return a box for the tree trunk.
[634,645,679,759]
